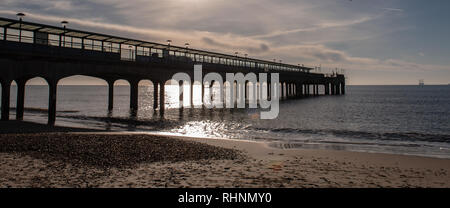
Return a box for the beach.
[0,121,449,188]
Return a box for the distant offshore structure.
[419,79,425,87]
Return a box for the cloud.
[250,16,377,39]
[383,8,404,12]
[1,0,449,85]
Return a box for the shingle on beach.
[0,133,241,168]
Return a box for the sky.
[1,0,449,85]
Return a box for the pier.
[0,17,345,125]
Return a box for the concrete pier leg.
[190,82,194,107]
[293,84,296,97]
[293,84,297,98]
[153,82,159,110]
[1,81,11,121]
[341,82,346,95]
[336,84,341,95]
[331,84,336,95]
[130,81,139,112]
[292,84,298,97]
[179,82,184,108]
[285,83,289,98]
[159,82,165,114]
[210,82,215,105]
[108,80,114,111]
[201,83,205,107]
[281,83,285,100]
[298,84,303,97]
[287,83,290,98]
[16,79,26,121]
[244,82,248,104]
[294,84,296,97]
[325,83,330,95]
[48,81,57,126]
[292,84,295,97]
[288,83,291,98]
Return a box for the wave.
[10,107,79,113]
[249,127,450,144]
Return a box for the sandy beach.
[0,121,449,188]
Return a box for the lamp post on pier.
[61,21,68,47]
[16,13,25,42]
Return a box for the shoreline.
[0,121,449,187]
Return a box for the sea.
[2,84,450,159]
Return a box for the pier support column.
[286,83,289,98]
[335,84,341,95]
[325,83,330,95]
[331,83,336,95]
[292,84,295,97]
[179,81,184,108]
[201,83,205,107]
[159,82,165,114]
[298,84,303,97]
[130,80,139,113]
[288,83,292,98]
[16,79,26,121]
[294,84,297,97]
[269,83,272,100]
[153,82,159,110]
[341,82,346,95]
[1,80,11,121]
[48,80,57,126]
[281,83,285,100]
[288,84,291,98]
[107,80,114,111]
[293,84,296,97]
[244,81,248,104]
[190,81,194,107]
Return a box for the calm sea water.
[2,85,450,158]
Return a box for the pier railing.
[0,17,321,74]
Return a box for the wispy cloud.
[250,16,377,39]
[383,8,404,12]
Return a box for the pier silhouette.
[0,16,345,125]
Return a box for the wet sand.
[0,121,449,188]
